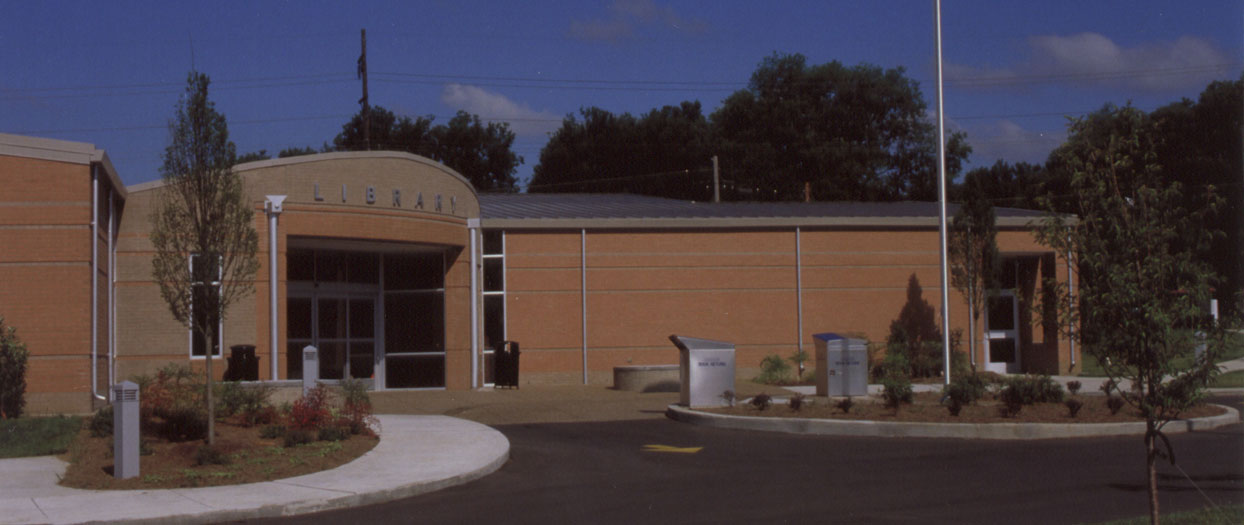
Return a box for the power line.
[947,63,1241,87]
[372,71,741,87]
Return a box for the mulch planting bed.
[703,392,1226,424]
[59,419,377,490]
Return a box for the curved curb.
[3,415,509,524]
[666,404,1240,440]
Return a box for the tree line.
[246,53,1239,312]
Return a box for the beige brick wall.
[500,225,1076,385]
[114,153,477,389]
[1,154,120,414]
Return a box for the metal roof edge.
[0,133,127,199]
[480,214,1046,230]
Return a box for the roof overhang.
[0,133,127,200]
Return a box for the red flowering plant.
[288,384,332,431]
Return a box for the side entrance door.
[984,291,1021,374]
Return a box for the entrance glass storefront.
[286,243,446,389]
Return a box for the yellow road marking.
[642,444,703,454]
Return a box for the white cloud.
[569,0,708,42]
[439,84,562,138]
[948,33,1235,92]
[965,119,1065,166]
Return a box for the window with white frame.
[189,253,223,358]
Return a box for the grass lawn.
[0,416,83,458]
[1091,504,1243,524]
[1211,369,1244,388]
[1080,331,1244,377]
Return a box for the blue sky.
[3,1,1241,189]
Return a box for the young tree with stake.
[1038,105,1227,525]
[150,72,259,446]
[949,182,999,372]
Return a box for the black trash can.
[494,341,520,389]
[226,345,259,381]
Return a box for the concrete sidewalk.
[0,415,508,525]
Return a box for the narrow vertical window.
[481,230,505,385]
[189,253,224,358]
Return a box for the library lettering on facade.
[0,133,1079,414]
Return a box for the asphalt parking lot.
[245,395,1244,525]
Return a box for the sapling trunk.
[1146,418,1158,525]
[202,327,215,446]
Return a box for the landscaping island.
[668,393,1238,440]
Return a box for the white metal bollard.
[302,345,319,395]
[112,381,140,479]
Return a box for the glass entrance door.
[316,296,376,380]
[985,291,1020,374]
[287,291,377,381]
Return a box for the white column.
[265,196,286,381]
[468,219,480,389]
[91,165,104,401]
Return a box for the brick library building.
[0,133,1078,414]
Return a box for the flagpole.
[935,0,953,386]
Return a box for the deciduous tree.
[333,106,520,193]
[712,53,969,201]
[1037,105,1226,524]
[0,316,28,419]
[150,72,259,446]
[530,102,712,199]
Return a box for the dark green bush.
[317,426,348,442]
[872,351,910,382]
[754,355,793,385]
[943,374,988,408]
[881,375,913,410]
[1065,398,1083,418]
[835,397,854,414]
[947,398,963,416]
[194,445,230,465]
[215,381,275,418]
[0,317,29,419]
[283,428,314,448]
[259,424,286,439]
[338,378,377,436]
[1066,380,1082,396]
[161,407,208,442]
[1106,395,1125,415]
[998,387,1024,417]
[89,406,114,438]
[750,393,772,411]
[788,393,806,411]
[1001,374,1064,405]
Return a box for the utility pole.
[358,29,370,151]
[712,155,720,203]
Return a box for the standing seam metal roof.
[478,193,1042,221]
